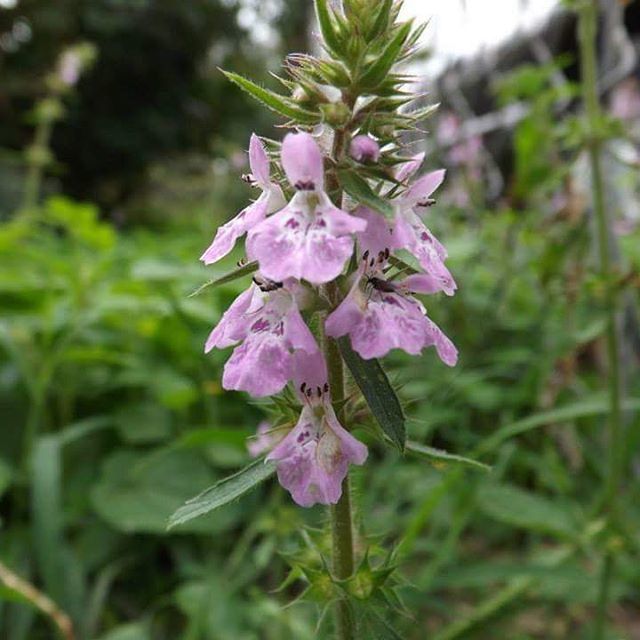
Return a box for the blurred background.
[1,0,640,638]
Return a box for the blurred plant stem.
[578,1,624,638]
[21,117,54,215]
[0,561,75,640]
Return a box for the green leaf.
[168,458,276,529]
[338,169,394,218]
[477,396,640,455]
[366,0,394,42]
[338,337,406,451]
[222,71,319,124]
[432,577,533,640]
[315,0,346,57]
[405,441,491,472]
[0,458,14,498]
[359,21,412,89]
[189,261,258,297]
[476,483,580,539]
[30,436,64,605]
[92,449,241,534]
[355,601,406,639]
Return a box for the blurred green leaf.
[168,458,276,529]
[406,441,491,472]
[477,483,580,539]
[338,337,405,451]
[97,622,150,640]
[92,449,240,534]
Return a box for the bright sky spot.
[400,0,559,73]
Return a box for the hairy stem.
[578,2,623,637]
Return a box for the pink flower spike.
[281,132,325,191]
[266,350,367,507]
[200,134,285,266]
[350,135,381,163]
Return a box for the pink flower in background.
[205,277,319,397]
[350,135,381,163]
[201,134,285,265]
[392,168,457,295]
[247,132,366,284]
[325,218,458,364]
[610,78,640,121]
[59,51,82,86]
[266,351,367,507]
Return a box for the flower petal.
[354,206,397,258]
[222,332,292,397]
[205,285,259,352]
[249,133,271,188]
[423,317,458,367]
[284,306,320,354]
[403,169,446,207]
[281,132,325,191]
[395,152,426,183]
[200,195,269,265]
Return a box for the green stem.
[323,287,356,640]
[578,2,623,637]
[22,117,54,215]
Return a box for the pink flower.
[205,277,319,397]
[350,135,381,163]
[247,421,286,458]
[266,351,367,507]
[59,51,82,87]
[246,132,366,284]
[392,168,457,296]
[325,239,458,364]
[201,134,285,265]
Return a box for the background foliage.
[1,1,639,639]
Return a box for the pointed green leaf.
[338,337,405,451]
[189,261,258,297]
[359,21,413,89]
[222,71,319,124]
[406,441,491,472]
[366,0,394,42]
[315,0,346,58]
[168,458,276,529]
[338,169,394,218]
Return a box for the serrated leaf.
[168,458,276,529]
[222,71,319,124]
[189,261,258,297]
[338,337,405,450]
[338,169,394,218]
[406,441,491,472]
[359,21,412,89]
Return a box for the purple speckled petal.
[423,316,459,367]
[247,193,362,284]
[281,132,325,191]
[401,272,457,296]
[292,349,328,398]
[267,404,367,507]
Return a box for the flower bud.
[349,134,380,163]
